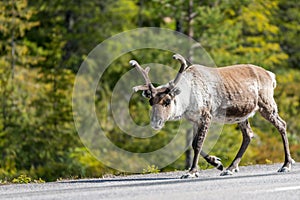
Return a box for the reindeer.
[130,54,294,178]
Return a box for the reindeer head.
[131,54,189,130]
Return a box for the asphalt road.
[1,163,300,200]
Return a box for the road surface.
[0,163,299,200]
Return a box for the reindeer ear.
[169,87,181,97]
[142,90,152,98]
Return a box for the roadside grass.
[0,174,45,185]
[142,165,160,174]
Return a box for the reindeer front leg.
[181,113,211,179]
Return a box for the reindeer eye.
[163,99,171,107]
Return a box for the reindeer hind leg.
[259,102,294,172]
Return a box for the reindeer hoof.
[220,170,233,176]
[220,166,239,176]
[180,171,200,179]
[278,161,293,173]
[211,156,224,171]
[278,166,290,173]
[220,167,239,176]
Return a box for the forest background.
[0,0,299,182]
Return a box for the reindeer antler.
[130,60,155,94]
[171,54,189,88]
[131,55,189,97]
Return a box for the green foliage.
[193,0,288,69]
[12,174,45,184]
[69,147,113,178]
[0,179,8,185]
[277,0,300,69]
[12,174,31,184]
[0,0,299,181]
[143,165,160,174]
